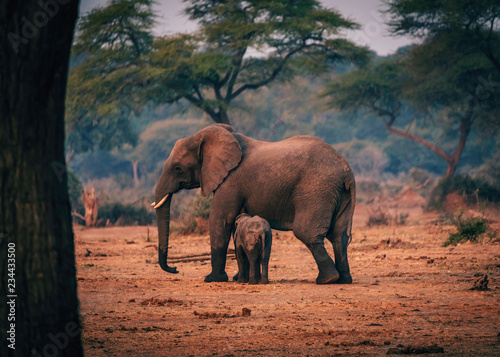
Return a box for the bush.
[428,175,500,210]
[178,193,213,235]
[444,211,487,247]
[99,202,155,226]
[395,212,409,225]
[366,208,390,227]
[366,208,409,227]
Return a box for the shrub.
[443,211,487,247]
[428,175,500,210]
[366,208,390,227]
[99,202,155,226]
[395,212,409,225]
[178,193,213,235]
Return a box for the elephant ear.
[197,124,242,196]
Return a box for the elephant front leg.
[205,193,242,283]
[205,243,229,282]
[205,219,230,282]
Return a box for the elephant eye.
[174,166,182,174]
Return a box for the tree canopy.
[66,0,155,157]
[322,0,500,178]
[66,0,369,148]
[385,0,500,73]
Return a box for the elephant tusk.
[151,202,155,206]
[154,194,170,209]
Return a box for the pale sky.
[79,0,415,56]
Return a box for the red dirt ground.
[75,205,500,356]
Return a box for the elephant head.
[153,124,242,273]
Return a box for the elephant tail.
[345,176,356,246]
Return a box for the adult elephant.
[152,124,355,284]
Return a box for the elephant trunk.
[155,194,178,274]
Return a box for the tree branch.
[385,122,451,163]
[225,49,246,100]
[72,211,86,221]
[370,102,453,165]
[406,111,418,134]
[370,102,397,125]
[229,44,308,99]
[184,93,219,122]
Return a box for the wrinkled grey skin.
[154,124,355,284]
[233,214,272,285]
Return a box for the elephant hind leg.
[248,259,260,285]
[293,211,339,284]
[327,190,354,284]
[306,241,339,284]
[236,246,249,283]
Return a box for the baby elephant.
[233,213,272,284]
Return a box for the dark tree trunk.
[209,110,231,125]
[443,114,472,179]
[385,112,473,179]
[0,1,82,356]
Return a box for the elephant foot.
[335,273,353,284]
[204,271,228,283]
[237,277,249,284]
[316,270,340,284]
[248,278,258,285]
[308,242,339,284]
[259,278,269,284]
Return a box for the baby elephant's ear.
[196,125,242,196]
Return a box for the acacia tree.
[66,0,154,159]
[323,51,499,178]
[386,0,500,176]
[71,0,368,127]
[0,0,83,356]
[323,0,500,178]
[385,0,500,73]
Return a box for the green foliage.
[66,0,156,155]
[385,0,500,124]
[444,211,487,246]
[386,0,500,53]
[74,0,154,59]
[322,1,500,179]
[69,0,368,128]
[99,202,155,226]
[428,175,500,210]
[65,66,141,155]
[321,56,408,120]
